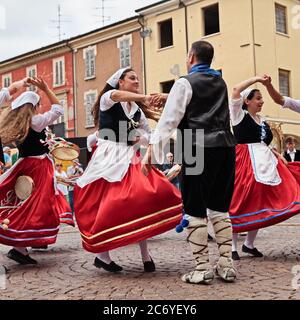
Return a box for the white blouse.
[31,104,64,132]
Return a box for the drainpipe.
[138,16,147,94]
[250,0,257,76]
[179,0,189,54]
[66,42,78,137]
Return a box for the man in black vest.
[142,40,236,284]
[283,136,300,162]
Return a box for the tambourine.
[0,176,34,229]
[166,164,181,181]
[50,141,80,161]
[14,175,35,201]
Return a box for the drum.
[14,176,35,201]
[50,141,80,161]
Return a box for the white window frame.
[83,45,97,80]
[53,56,65,87]
[53,97,68,130]
[84,90,97,128]
[117,34,132,68]
[275,3,288,35]
[26,65,37,91]
[278,69,290,97]
[2,73,12,88]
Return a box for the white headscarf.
[240,88,254,102]
[106,67,131,88]
[11,91,40,110]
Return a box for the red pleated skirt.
[0,157,72,247]
[287,162,300,186]
[229,144,300,233]
[74,163,182,253]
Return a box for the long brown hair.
[0,103,36,145]
[92,68,161,128]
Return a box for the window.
[158,19,173,48]
[2,73,11,88]
[83,46,96,79]
[203,3,220,36]
[84,91,97,128]
[279,69,290,96]
[160,80,175,93]
[53,57,65,86]
[275,3,287,34]
[26,65,37,91]
[54,98,68,129]
[117,35,132,68]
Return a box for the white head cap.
[240,88,254,102]
[106,67,130,88]
[11,91,40,110]
[3,146,10,152]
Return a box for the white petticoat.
[248,142,281,186]
[76,139,135,188]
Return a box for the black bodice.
[18,128,49,157]
[99,102,141,145]
[232,112,273,146]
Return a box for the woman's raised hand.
[28,77,49,91]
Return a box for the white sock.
[14,247,28,255]
[96,251,112,264]
[232,233,238,252]
[244,229,259,249]
[139,240,151,262]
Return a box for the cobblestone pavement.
[1,216,300,300]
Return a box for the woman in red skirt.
[229,75,300,260]
[74,68,182,272]
[0,77,72,265]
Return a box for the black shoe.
[242,244,263,257]
[7,249,37,265]
[143,257,156,272]
[93,257,123,272]
[208,233,213,241]
[232,251,240,261]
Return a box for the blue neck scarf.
[189,63,221,77]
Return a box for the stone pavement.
[1,216,300,300]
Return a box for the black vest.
[18,128,49,157]
[99,102,141,145]
[178,73,236,148]
[283,150,300,162]
[233,113,273,146]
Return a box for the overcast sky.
[0,0,157,61]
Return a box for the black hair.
[242,89,260,110]
[191,40,214,65]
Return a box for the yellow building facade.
[137,0,300,146]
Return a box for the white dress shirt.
[287,148,296,162]
[283,97,300,113]
[149,78,192,163]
